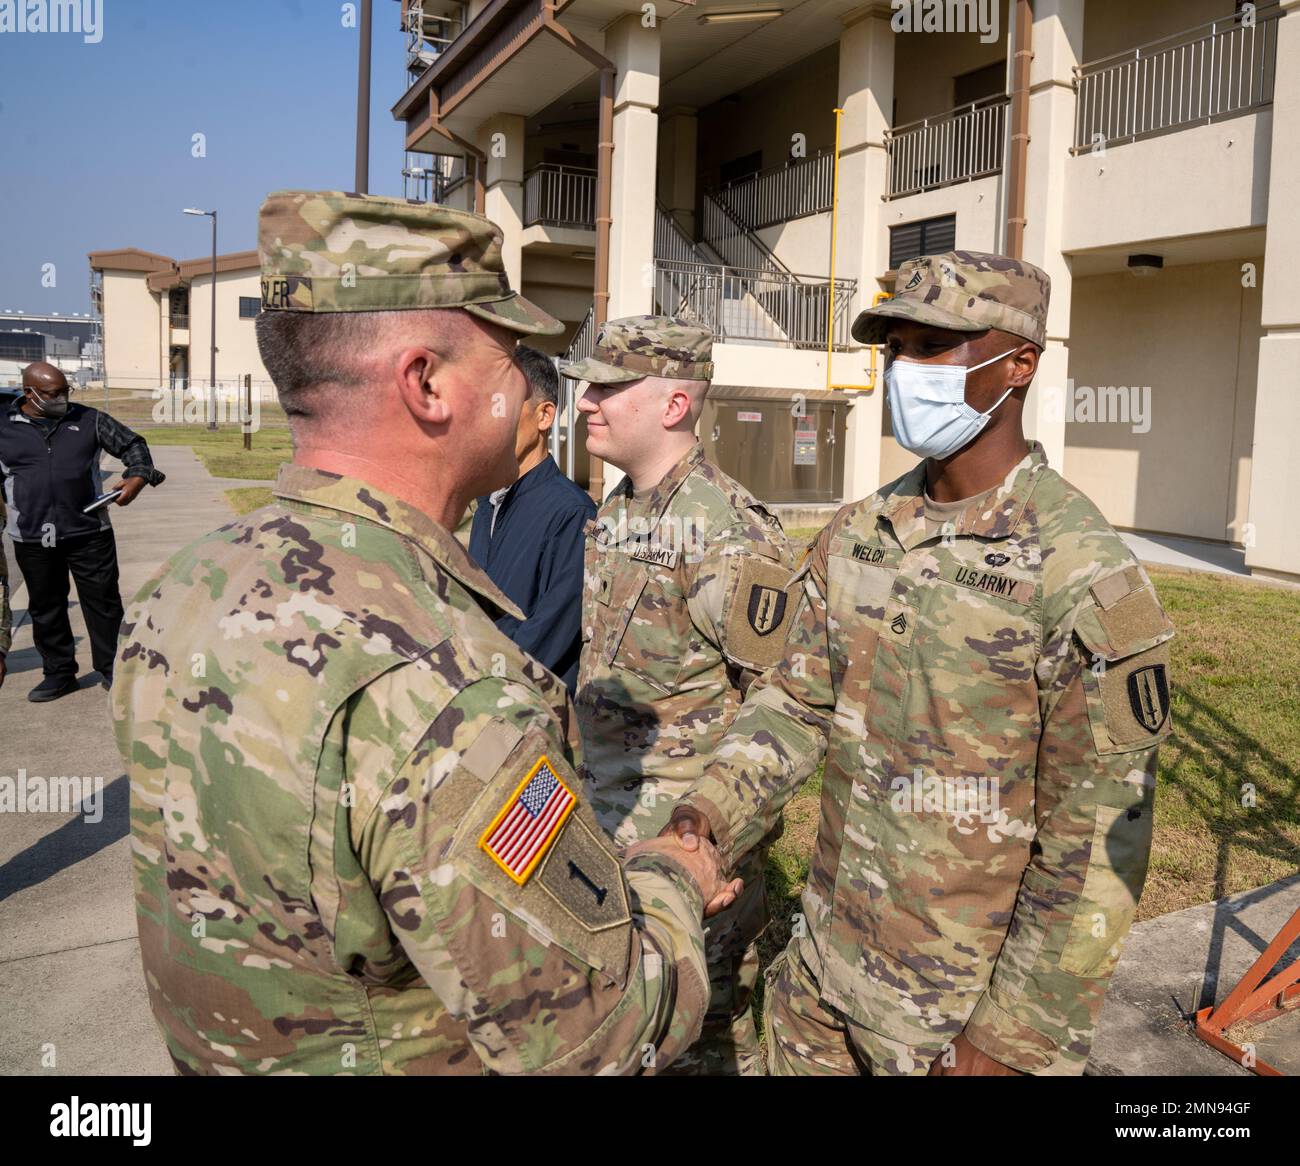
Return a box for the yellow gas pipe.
[827,106,888,393]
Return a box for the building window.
[889,214,957,271]
[239,297,260,319]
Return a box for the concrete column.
[1019,0,1085,472]
[836,2,894,501]
[657,106,698,239]
[1246,0,1300,583]
[605,15,660,318]
[477,113,525,291]
[158,294,169,385]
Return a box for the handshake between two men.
[624,807,743,920]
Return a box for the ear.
[394,345,452,425]
[1008,342,1040,390]
[662,384,694,429]
[536,399,557,434]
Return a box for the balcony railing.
[884,95,1009,199]
[404,2,465,82]
[403,152,457,204]
[1072,7,1280,153]
[655,203,702,267]
[702,192,788,278]
[169,315,190,329]
[653,258,856,351]
[713,150,835,231]
[523,163,596,230]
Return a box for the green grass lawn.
[135,426,291,482]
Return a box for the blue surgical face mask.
[885,347,1019,460]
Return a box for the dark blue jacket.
[0,400,165,543]
[469,455,595,691]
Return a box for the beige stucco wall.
[695,45,840,194]
[186,269,271,391]
[757,212,833,278]
[891,0,1009,125]
[101,270,163,388]
[522,251,598,326]
[1065,111,1271,251]
[1062,257,1264,543]
[881,172,1005,260]
[1080,0,1229,63]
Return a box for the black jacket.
[0,400,165,543]
[469,455,595,691]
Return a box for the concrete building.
[0,312,101,386]
[392,0,1300,584]
[88,247,272,396]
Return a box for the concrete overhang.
[1067,227,1267,277]
[521,224,598,253]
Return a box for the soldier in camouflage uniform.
[561,317,797,1075]
[112,191,742,1075]
[668,252,1175,1075]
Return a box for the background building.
[389,0,1300,584]
[87,247,272,399]
[0,311,101,386]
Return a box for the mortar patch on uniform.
[479,756,576,885]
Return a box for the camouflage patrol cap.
[560,315,714,384]
[257,190,563,336]
[852,251,1050,348]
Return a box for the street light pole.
[184,208,219,430]
[355,0,372,193]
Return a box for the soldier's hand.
[625,834,743,919]
[660,805,715,852]
[927,1033,1025,1076]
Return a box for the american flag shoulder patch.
[479,756,577,885]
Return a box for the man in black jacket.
[0,363,165,701]
[469,345,594,691]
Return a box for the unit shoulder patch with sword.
[727,555,797,671]
[1072,574,1175,753]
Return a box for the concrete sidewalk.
[1090,873,1300,1076]
[0,447,273,1075]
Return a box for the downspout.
[541,4,613,502]
[1005,0,1032,258]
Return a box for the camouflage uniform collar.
[881,441,1047,550]
[273,464,526,621]
[623,442,707,519]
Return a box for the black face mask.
[28,391,70,418]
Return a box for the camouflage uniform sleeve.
[353,677,710,1075]
[962,564,1174,1072]
[685,524,798,692]
[682,528,836,866]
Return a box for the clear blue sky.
[1,0,409,315]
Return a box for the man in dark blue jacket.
[0,362,165,701]
[469,345,594,691]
